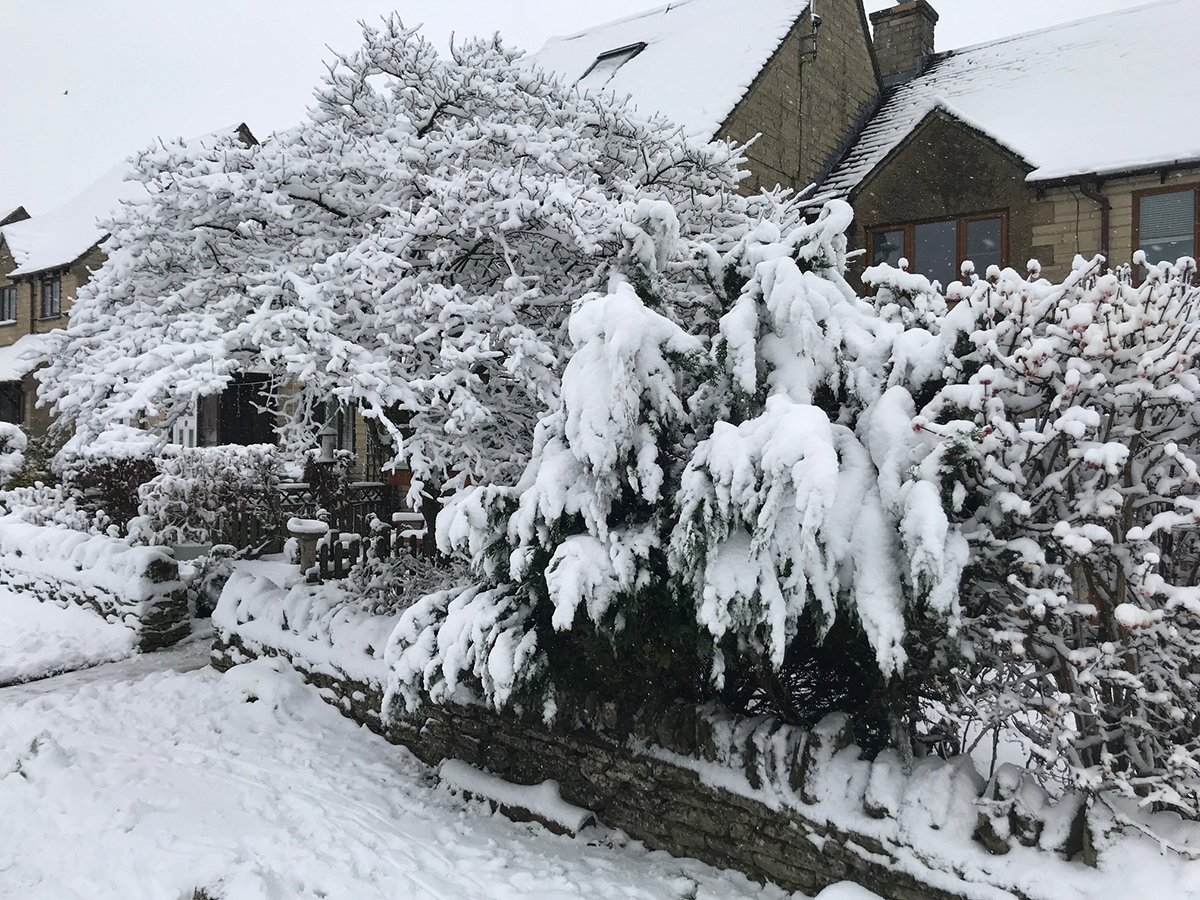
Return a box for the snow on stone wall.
[0,520,188,651]
[209,575,1189,900]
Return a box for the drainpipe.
[1079,177,1110,269]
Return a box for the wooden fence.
[313,524,430,582]
[218,482,402,557]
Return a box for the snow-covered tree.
[916,253,1200,815]
[38,18,760,536]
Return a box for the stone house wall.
[1032,166,1200,277]
[0,240,105,432]
[720,0,880,194]
[848,111,1200,285]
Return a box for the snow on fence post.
[0,520,189,651]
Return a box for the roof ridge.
[546,0,700,44]
[544,0,809,46]
[941,0,1183,57]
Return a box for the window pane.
[914,220,957,287]
[220,374,276,446]
[871,230,905,267]
[40,278,60,318]
[0,382,22,425]
[337,406,355,453]
[965,218,1003,272]
[1140,191,1195,265]
[0,286,14,322]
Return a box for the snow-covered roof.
[1,124,253,279]
[0,332,52,382]
[0,207,28,227]
[812,0,1200,204]
[530,0,811,141]
[0,163,146,278]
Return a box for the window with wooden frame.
[0,285,15,323]
[1134,185,1199,269]
[866,212,1008,288]
[39,276,61,319]
[196,373,277,447]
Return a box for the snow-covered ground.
[0,585,138,686]
[0,635,869,900]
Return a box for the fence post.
[317,543,329,583]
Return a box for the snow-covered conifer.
[389,201,966,732]
[669,202,966,743]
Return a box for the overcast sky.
[0,0,1152,216]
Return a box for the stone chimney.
[870,0,939,86]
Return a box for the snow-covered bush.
[182,544,237,618]
[0,482,111,534]
[302,449,354,516]
[132,444,281,546]
[2,432,63,491]
[38,18,781,548]
[914,253,1200,817]
[0,423,27,487]
[345,519,468,616]
[671,204,963,735]
[406,274,713,710]
[53,425,161,532]
[388,202,965,737]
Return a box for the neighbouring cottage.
[0,124,258,440]
[810,0,1200,285]
[529,0,883,196]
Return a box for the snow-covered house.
[810,0,1200,285]
[0,124,257,437]
[530,0,883,196]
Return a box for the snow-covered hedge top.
[0,519,178,604]
[214,569,399,686]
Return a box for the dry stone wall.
[0,521,189,651]
[212,630,995,900]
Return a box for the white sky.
[0,0,1153,216]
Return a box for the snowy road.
[0,636,829,900]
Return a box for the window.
[0,382,22,425]
[197,374,277,446]
[0,286,15,323]
[1135,186,1198,268]
[171,406,198,447]
[578,42,646,88]
[867,212,1007,287]
[39,276,61,319]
